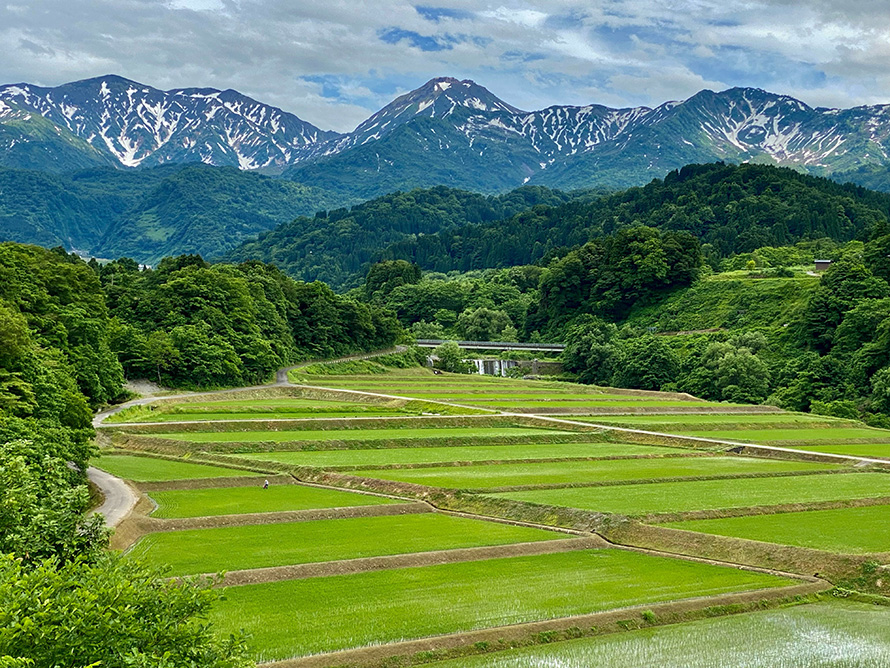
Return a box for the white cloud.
[0,0,888,131]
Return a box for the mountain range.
[4,75,890,195]
[5,74,890,264]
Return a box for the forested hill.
[223,185,577,288]
[0,163,338,264]
[376,163,890,274]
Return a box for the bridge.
[415,339,565,353]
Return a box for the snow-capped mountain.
[0,75,341,170]
[3,74,890,194]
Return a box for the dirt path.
[87,466,139,527]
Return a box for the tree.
[562,316,618,385]
[432,341,474,374]
[612,336,680,391]
[0,554,253,668]
[455,307,513,341]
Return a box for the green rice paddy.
[491,472,890,516]
[148,484,400,519]
[106,398,412,423]
[95,454,252,482]
[683,428,890,443]
[353,457,838,490]
[660,505,890,554]
[129,513,562,575]
[231,442,685,468]
[211,549,795,661]
[155,426,570,443]
[426,601,890,668]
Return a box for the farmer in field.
[263,479,269,489]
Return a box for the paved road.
[87,466,138,527]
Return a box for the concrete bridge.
[415,339,565,353]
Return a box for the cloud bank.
[0,1,884,132]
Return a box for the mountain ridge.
[5,74,890,197]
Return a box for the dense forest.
[0,163,338,263]
[377,163,890,274]
[225,184,579,288]
[0,243,269,666]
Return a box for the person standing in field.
[263,479,269,489]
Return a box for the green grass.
[155,427,571,443]
[128,513,562,575]
[353,457,838,490]
[427,601,890,668]
[660,505,890,554]
[210,549,796,661]
[491,472,890,516]
[148,484,400,519]
[232,442,685,468]
[94,454,252,482]
[682,428,890,443]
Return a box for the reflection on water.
[431,602,890,668]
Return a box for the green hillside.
[225,185,575,288]
[379,163,890,275]
[0,164,340,263]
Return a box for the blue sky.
[1,1,886,132]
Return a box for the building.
[814,259,832,272]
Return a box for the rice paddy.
[659,504,890,554]
[353,457,839,490]
[155,426,571,443]
[104,366,890,664]
[148,483,400,518]
[128,513,562,575]
[94,454,254,481]
[210,550,795,661]
[426,601,890,668]
[230,441,687,468]
[491,472,890,516]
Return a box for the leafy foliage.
[380,163,890,274]
[0,554,252,668]
[100,255,401,388]
[225,185,573,288]
[0,164,337,264]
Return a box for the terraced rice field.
[210,550,795,661]
[426,601,890,668]
[231,442,688,468]
[106,397,416,423]
[155,426,571,443]
[94,454,254,481]
[659,505,890,554]
[148,483,400,518]
[104,366,890,665]
[129,513,563,575]
[681,428,890,444]
[353,457,838,490]
[491,472,890,516]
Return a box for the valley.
[95,359,890,667]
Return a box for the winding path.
[87,466,139,527]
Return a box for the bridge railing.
[415,339,565,351]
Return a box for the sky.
[1,0,888,133]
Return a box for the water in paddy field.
[431,602,890,667]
